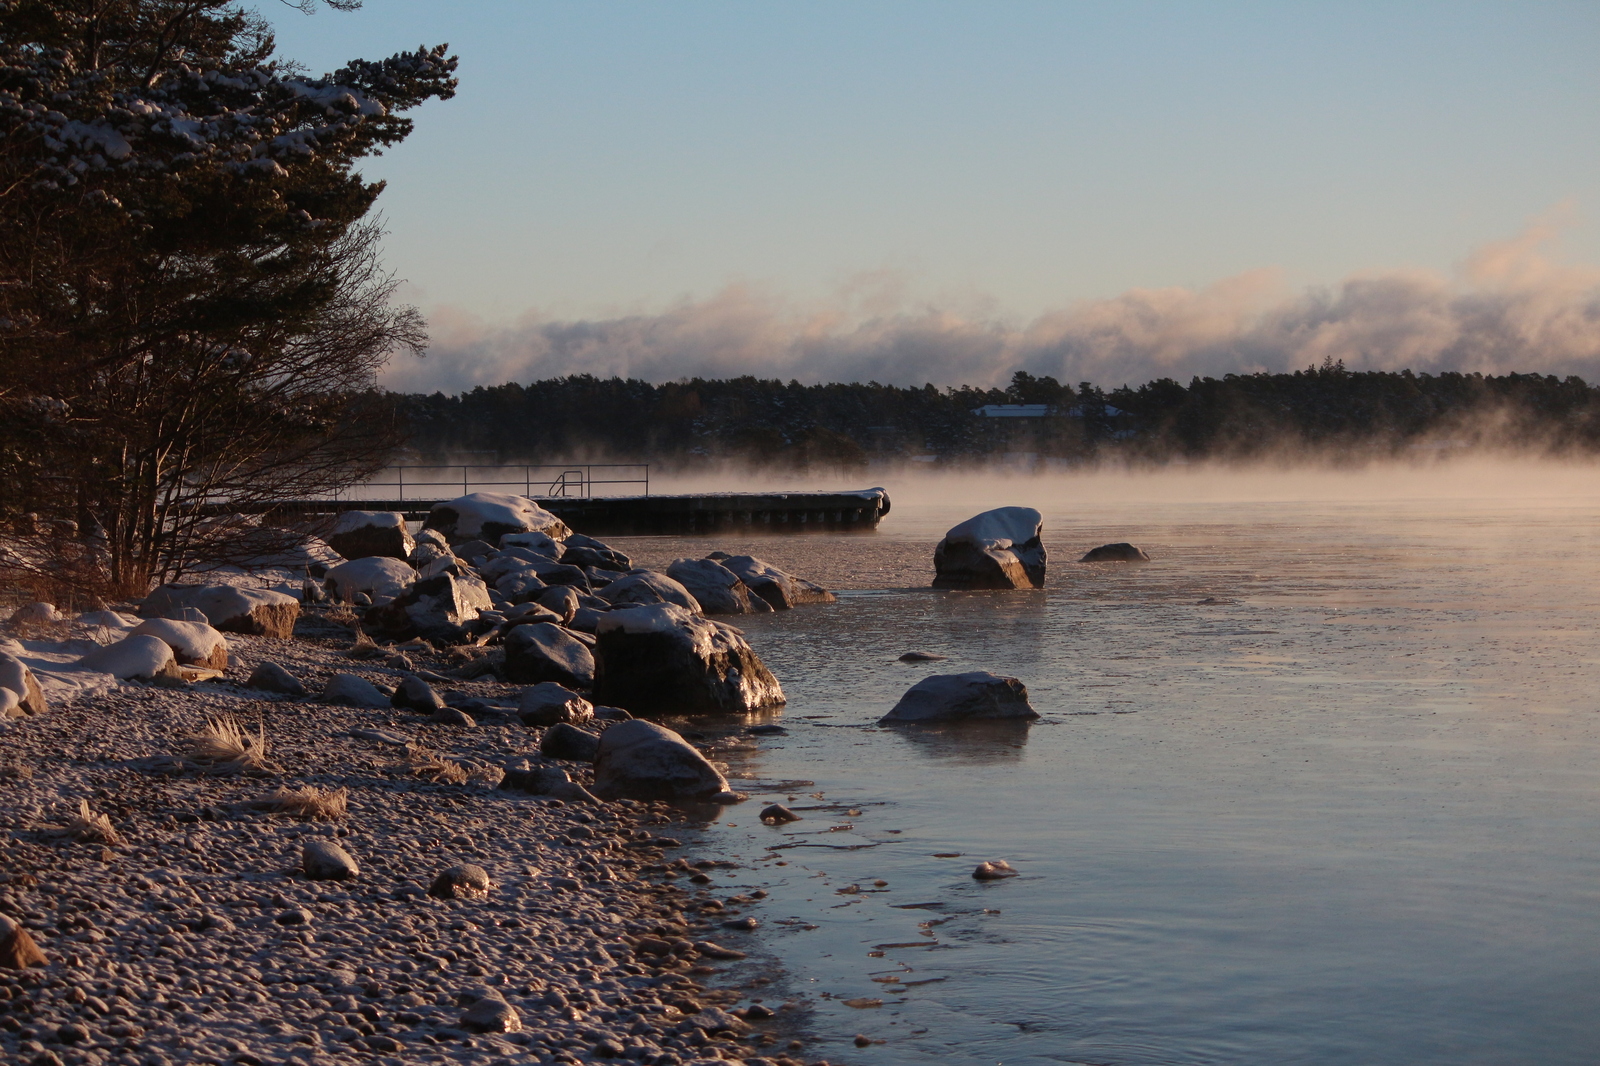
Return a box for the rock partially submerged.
[665,558,773,615]
[591,719,732,801]
[1080,542,1151,562]
[707,553,836,609]
[593,603,784,716]
[973,859,1019,880]
[325,510,414,561]
[879,671,1038,724]
[933,507,1046,590]
[140,584,300,639]
[425,492,570,546]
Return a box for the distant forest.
[394,362,1600,468]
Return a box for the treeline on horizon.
[393,362,1600,469]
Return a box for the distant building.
[971,404,1053,418]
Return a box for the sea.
[609,460,1600,1066]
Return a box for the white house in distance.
[971,403,1126,418]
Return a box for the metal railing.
[336,463,648,501]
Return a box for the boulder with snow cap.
[9,601,59,625]
[140,583,301,638]
[0,651,47,716]
[707,553,836,609]
[592,602,784,715]
[879,671,1038,724]
[129,618,229,670]
[424,492,571,546]
[598,570,701,612]
[77,634,182,682]
[324,556,415,605]
[591,719,733,801]
[76,609,138,632]
[325,510,414,561]
[498,529,564,558]
[504,623,594,688]
[560,534,631,572]
[368,572,491,641]
[932,507,1046,590]
[665,558,772,615]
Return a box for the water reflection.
[877,719,1034,763]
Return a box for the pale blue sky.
[270,2,1600,387]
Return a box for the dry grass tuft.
[394,745,470,785]
[342,626,386,660]
[61,799,123,846]
[186,716,282,776]
[250,785,349,821]
[325,602,360,628]
[0,758,34,781]
[465,764,505,789]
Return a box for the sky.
[269,1,1600,392]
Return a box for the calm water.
[616,465,1600,1066]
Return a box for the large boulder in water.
[326,510,414,561]
[591,719,732,801]
[879,671,1038,724]
[424,493,571,546]
[592,603,784,715]
[932,507,1045,590]
[598,570,701,612]
[0,651,47,717]
[140,584,300,639]
[1080,542,1151,562]
[665,558,772,616]
[504,622,595,688]
[706,553,836,609]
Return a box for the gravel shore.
[0,610,822,1066]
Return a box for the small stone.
[275,908,313,925]
[321,672,390,709]
[693,941,746,960]
[539,722,600,762]
[460,993,521,1033]
[429,707,476,727]
[302,839,360,881]
[246,661,307,696]
[0,914,46,968]
[391,674,446,714]
[592,1037,625,1057]
[721,917,759,931]
[745,1003,775,1020]
[898,651,947,662]
[427,864,492,900]
[759,804,799,824]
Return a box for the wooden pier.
[250,488,892,537]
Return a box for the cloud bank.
[384,219,1600,394]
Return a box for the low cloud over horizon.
[384,219,1600,395]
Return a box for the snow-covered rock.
[592,720,733,802]
[128,618,229,671]
[932,507,1046,590]
[424,493,571,546]
[593,603,784,715]
[598,570,701,613]
[140,584,301,639]
[368,572,491,641]
[706,553,836,609]
[0,651,47,717]
[497,530,564,558]
[504,623,595,688]
[324,556,415,604]
[11,602,59,624]
[77,634,180,682]
[560,534,631,572]
[878,671,1038,724]
[76,610,139,633]
[325,510,414,561]
[665,558,772,616]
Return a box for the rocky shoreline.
[0,610,828,1066]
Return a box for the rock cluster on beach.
[0,492,849,1066]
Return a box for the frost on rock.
[933,507,1046,590]
[324,557,415,605]
[598,570,701,613]
[594,603,784,716]
[424,493,571,546]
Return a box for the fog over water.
[613,459,1600,1065]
